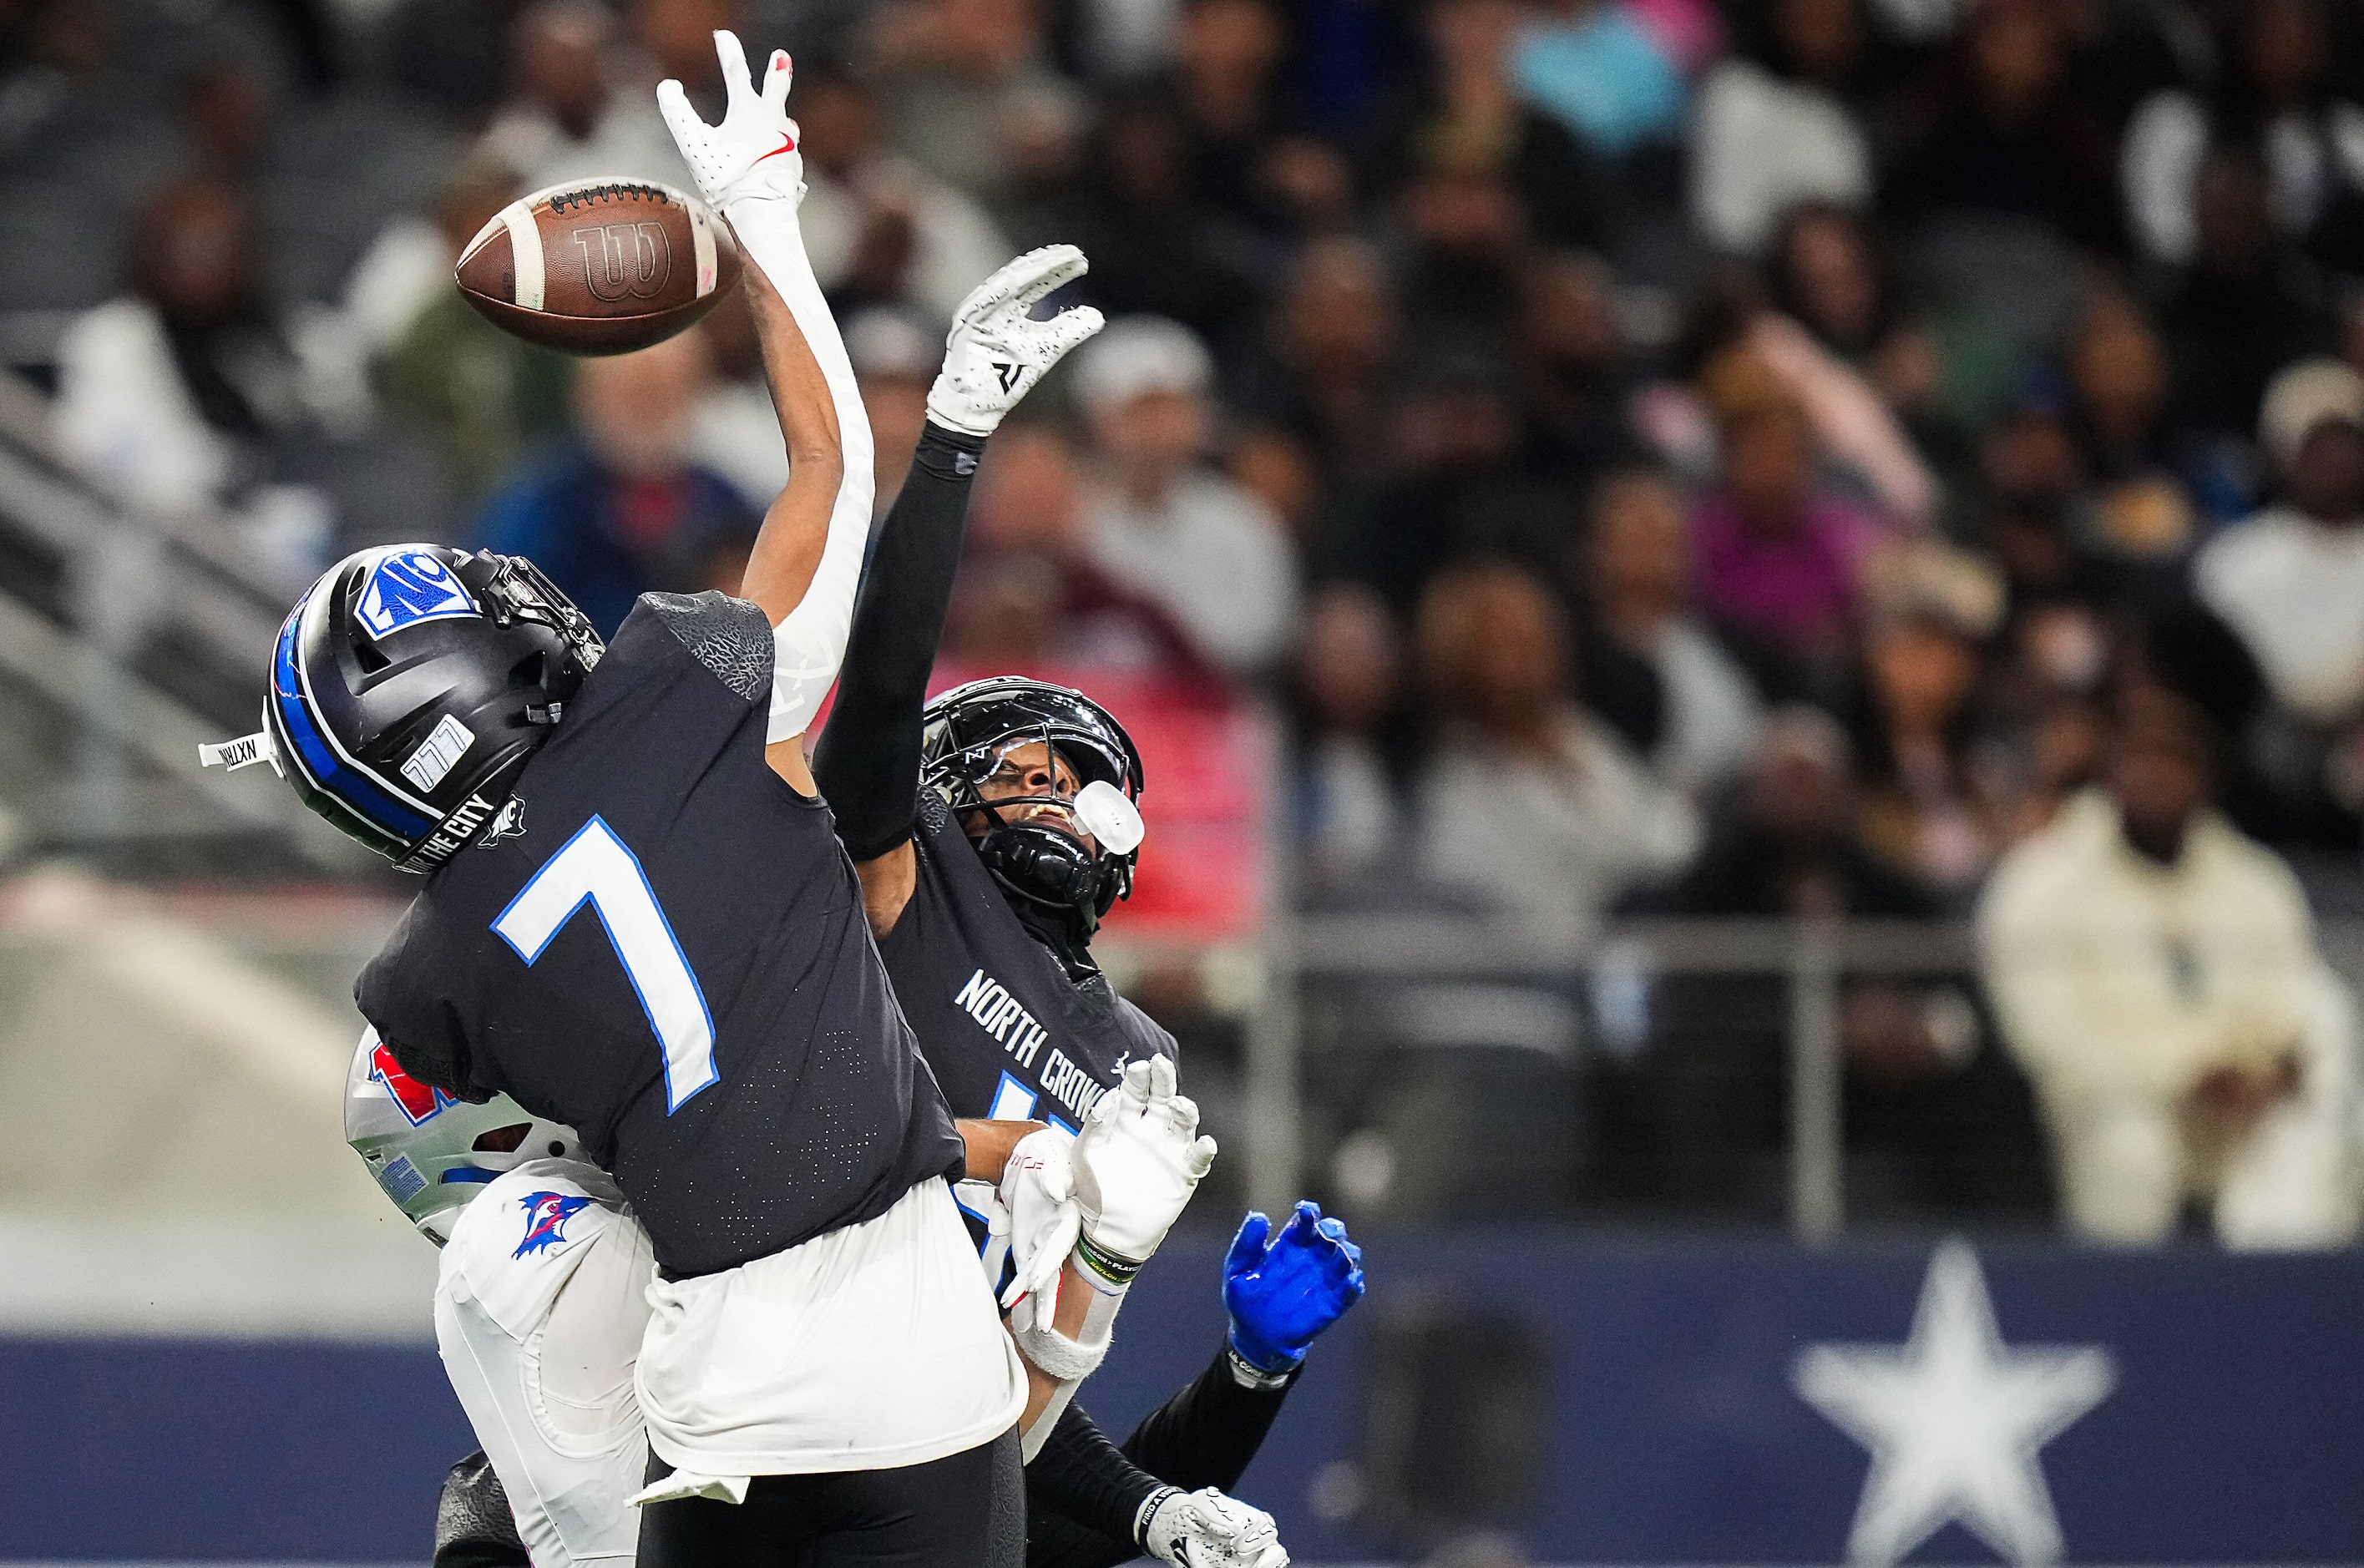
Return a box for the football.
[455,178,742,356]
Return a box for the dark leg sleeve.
[432,1451,529,1568]
[810,420,986,862]
[1118,1343,1296,1494]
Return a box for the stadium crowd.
[12,0,2364,1242]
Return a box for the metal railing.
[0,377,367,875]
[1237,913,2364,1241]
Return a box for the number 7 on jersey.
[493,815,719,1112]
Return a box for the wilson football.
[456,179,742,356]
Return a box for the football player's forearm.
[1015,1253,1101,1433]
[731,205,873,740]
[1118,1342,1293,1495]
[812,420,985,864]
[739,255,843,618]
[957,1116,1048,1182]
[1024,1399,1167,1553]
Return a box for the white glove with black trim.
[925,245,1105,438]
[997,1125,1081,1334]
[1071,1055,1216,1289]
[657,30,805,215]
[1139,1487,1290,1568]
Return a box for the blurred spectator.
[1766,204,2019,508]
[1691,0,1873,256]
[1131,0,1325,236]
[1511,0,1688,158]
[1851,539,2008,896]
[1415,560,1698,928]
[947,424,1217,680]
[474,0,686,190]
[1318,338,1569,614]
[2122,0,2364,275]
[473,330,759,635]
[2199,362,2364,731]
[1622,706,2052,1217]
[1517,250,1640,478]
[2064,291,2170,480]
[373,162,575,508]
[1881,0,2123,257]
[793,67,1013,323]
[1233,238,1400,483]
[54,180,335,518]
[1689,349,1889,680]
[1578,465,1761,793]
[865,0,1081,206]
[1364,0,1619,277]
[1290,584,1413,886]
[1981,690,2361,1247]
[2154,146,2336,448]
[1057,98,1263,347]
[1073,316,1298,674]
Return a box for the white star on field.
[1793,1241,2116,1567]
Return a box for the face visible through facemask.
[964,740,1096,852]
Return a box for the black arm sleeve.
[1120,1343,1296,1494]
[1024,1400,1165,1568]
[1023,1347,1304,1568]
[810,420,986,862]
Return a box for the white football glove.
[1139,1487,1290,1568]
[1071,1055,1216,1286]
[657,30,805,215]
[926,245,1106,438]
[997,1125,1081,1334]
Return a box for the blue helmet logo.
[357,550,478,641]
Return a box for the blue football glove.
[1222,1200,1365,1374]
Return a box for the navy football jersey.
[878,791,1176,1137]
[357,592,963,1277]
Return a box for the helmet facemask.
[919,678,1147,947]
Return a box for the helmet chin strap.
[975,818,1107,979]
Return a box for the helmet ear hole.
[473,1124,531,1154]
[508,652,549,690]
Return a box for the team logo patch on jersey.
[357,550,478,640]
[514,1191,593,1257]
[481,796,528,849]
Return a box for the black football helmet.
[920,675,1146,940]
[241,545,602,871]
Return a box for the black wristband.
[909,421,987,483]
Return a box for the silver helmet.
[342,1028,583,1245]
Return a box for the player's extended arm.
[1125,1203,1365,1481]
[811,247,1102,938]
[1023,1205,1363,1568]
[1029,1404,1288,1568]
[658,31,870,794]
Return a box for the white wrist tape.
[723,195,874,744]
[1013,1318,1106,1383]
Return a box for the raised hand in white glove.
[657,30,804,215]
[1072,1055,1216,1288]
[925,245,1105,438]
[1139,1487,1290,1568]
[997,1125,1080,1334]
